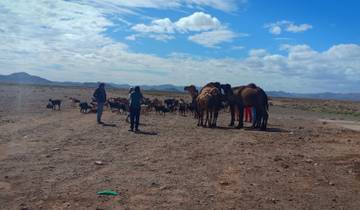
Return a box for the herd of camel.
[184,82,269,130]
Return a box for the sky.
[0,0,359,93]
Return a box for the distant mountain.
[0,72,52,85]
[267,91,360,101]
[1,72,359,101]
[0,72,184,92]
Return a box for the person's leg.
[129,108,135,131]
[97,102,104,123]
[244,107,249,122]
[135,108,140,131]
[249,107,252,123]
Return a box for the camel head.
[220,84,233,96]
[184,85,198,98]
[184,85,197,93]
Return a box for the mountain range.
[1,72,359,101]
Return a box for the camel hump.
[247,83,257,88]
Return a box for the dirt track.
[1,84,360,210]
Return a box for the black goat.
[154,105,169,115]
[108,100,128,114]
[49,99,61,110]
[79,102,92,113]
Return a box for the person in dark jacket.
[128,86,143,132]
[93,83,107,124]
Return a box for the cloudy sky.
[0,0,359,93]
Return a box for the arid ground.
[1,84,360,210]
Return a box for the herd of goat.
[47,82,269,130]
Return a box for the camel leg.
[255,106,262,129]
[229,104,235,126]
[261,110,268,131]
[237,104,244,129]
[213,110,219,127]
[204,110,209,127]
[251,106,258,128]
[209,110,213,127]
[197,109,202,126]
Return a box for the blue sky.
[0,0,359,93]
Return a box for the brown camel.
[184,85,199,119]
[196,82,222,127]
[221,83,269,130]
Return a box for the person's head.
[99,83,105,88]
[134,86,140,93]
[129,87,134,93]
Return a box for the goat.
[49,99,61,110]
[154,105,169,115]
[46,103,53,109]
[107,100,128,114]
[79,102,92,113]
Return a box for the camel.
[184,85,199,119]
[193,83,222,127]
[221,83,269,130]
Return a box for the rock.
[305,159,313,163]
[281,163,289,169]
[151,182,159,187]
[329,181,335,186]
[52,148,60,151]
[298,126,304,129]
[160,185,171,190]
[95,161,104,165]
[274,156,282,161]
[219,181,230,186]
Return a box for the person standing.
[126,87,134,122]
[244,106,252,123]
[93,83,107,124]
[128,86,143,132]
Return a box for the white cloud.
[148,34,175,41]
[71,0,244,13]
[125,34,137,41]
[249,49,268,57]
[188,29,237,47]
[132,18,175,33]
[265,20,312,35]
[0,1,359,93]
[185,0,242,12]
[231,45,245,50]
[129,12,238,47]
[131,12,222,33]
[269,25,282,35]
[286,23,313,33]
[175,12,221,32]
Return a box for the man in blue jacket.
[128,86,143,132]
[93,83,107,124]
